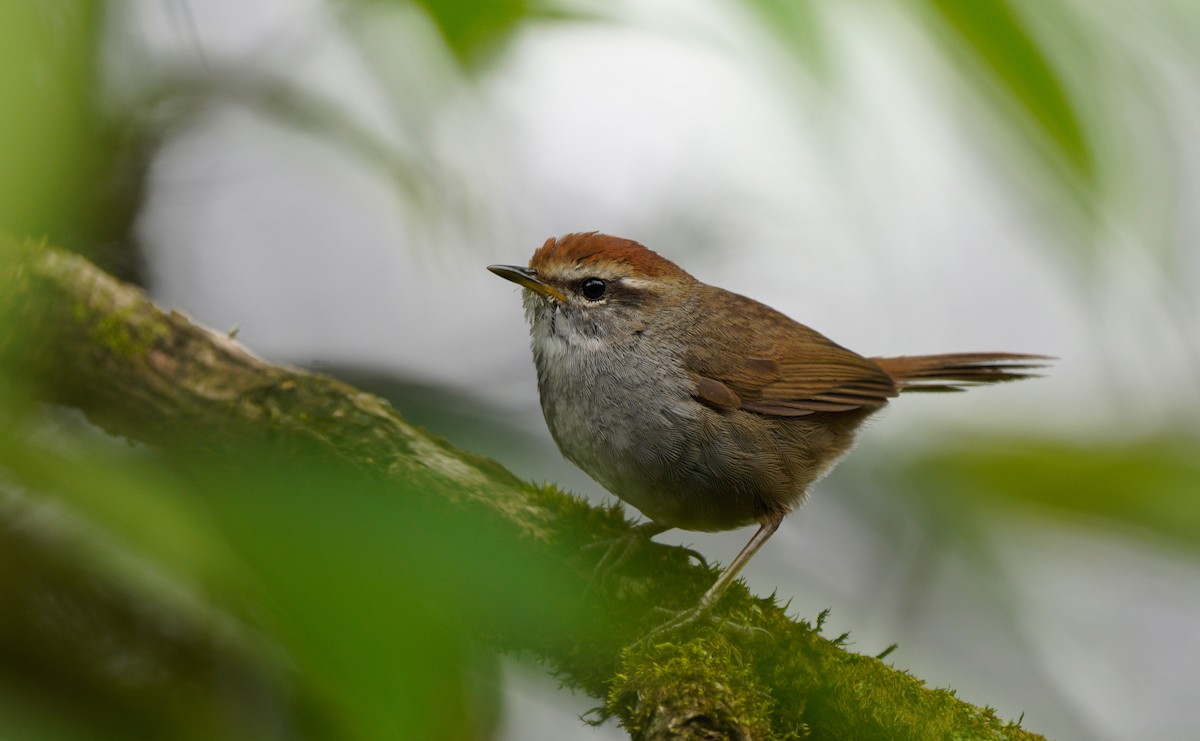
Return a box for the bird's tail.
[871,353,1051,393]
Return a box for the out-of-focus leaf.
[358,0,592,68]
[0,442,298,739]
[187,441,581,740]
[0,675,122,741]
[377,0,544,67]
[902,435,1200,549]
[0,2,89,235]
[0,1,135,250]
[922,0,1096,187]
[741,0,828,79]
[0,425,518,739]
[194,454,473,739]
[0,429,241,594]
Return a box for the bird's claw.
[635,605,773,645]
[582,522,668,598]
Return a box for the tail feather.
[871,353,1051,393]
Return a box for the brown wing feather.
[686,287,897,417]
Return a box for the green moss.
[609,634,797,739]
[91,304,167,359]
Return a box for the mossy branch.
[0,240,1044,740]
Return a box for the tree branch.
[0,240,1044,740]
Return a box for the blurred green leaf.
[0,456,295,739]
[904,435,1200,550]
[0,425,512,739]
[397,0,543,67]
[741,0,828,79]
[3,446,228,585]
[185,440,587,739]
[0,1,130,248]
[0,677,112,741]
[923,0,1096,186]
[358,0,591,68]
[193,452,475,739]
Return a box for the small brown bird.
[490,232,1046,632]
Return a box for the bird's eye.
[579,278,607,301]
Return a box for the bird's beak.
[487,264,567,302]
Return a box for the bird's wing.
[685,291,897,417]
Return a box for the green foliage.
[0,418,582,738]
[0,435,288,740]
[384,0,564,67]
[924,0,1095,185]
[901,434,1200,550]
[743,0,1108,228]
[425,0,530,65]
[0,2,134,249]
[741,0,829,79]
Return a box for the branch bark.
[0,240,1045,740]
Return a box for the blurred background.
[3,0,1199,738]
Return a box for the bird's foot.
[583,522,688,597]
[636,604,773,646]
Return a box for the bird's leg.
[583,521,671,597]
[642,513,784,641]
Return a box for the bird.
[489,232,1047,634]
